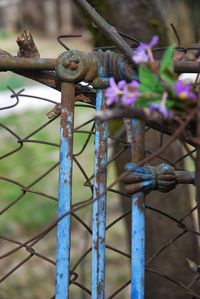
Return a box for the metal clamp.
[123,163,195,195]
[55,49,137,89]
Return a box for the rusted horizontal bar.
[0,57,56,71]
[176,170,195,184]
[0,55,200,74]
[174,60,200,73]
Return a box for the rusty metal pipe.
[0,53,200,74]
[0,57,56,71]
[55,82,75,299]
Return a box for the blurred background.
[1,1,200,298]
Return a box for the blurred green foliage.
[0,107,94,234]
[0,73,25,91]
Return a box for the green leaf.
[139,64,164,93]
[166,98,190,110]
[159,45,176,84]
[135,97,160,108]
[166,99,176,108]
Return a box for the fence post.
[130,119,145,299]
[55,82,75,299]
[92,51,109,299]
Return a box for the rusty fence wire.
[0,82,134,298]
[0,1,200,296]
[0,79,200,298]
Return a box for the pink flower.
[132,36,159,64]
[105,78,140,106]
[150,103,170,118]
[175,80,197,100]
[150,91,170,118]
[105,77,126,105]
[121,81,140,106]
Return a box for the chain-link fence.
[1,1,200,298]
[1,82,200,298]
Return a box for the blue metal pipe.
[130,119,145,299]
[131,192,145,299]
[56,83,75,299]
[92,88,108,299]
[92,51,109,298]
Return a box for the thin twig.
[74,0,134,61]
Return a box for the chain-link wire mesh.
[0,77,200,298]
[0,82,133,298]
[1,2,200,296]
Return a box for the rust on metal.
[16,29,40,58]
[0,56,56,71]
[56,49,136,88]
[60,83,75,138]
[134,194,145,213]
[97,281,103,294]
[123,163,195,195]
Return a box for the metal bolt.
[71,57,80,64]
[69,62,78,70]
[62,59,70,68]
[62,56,80,70]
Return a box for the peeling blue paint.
[125,163,156,194]
[160,163,170,172]
[56,85,74,299]
[130,120,145,299]
[92,89,108,299]
[131,192,145,299]
[92,51,108,299]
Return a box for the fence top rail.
[0,54,199,74]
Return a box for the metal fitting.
[123,163,195,195]
[55,49,137,89]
